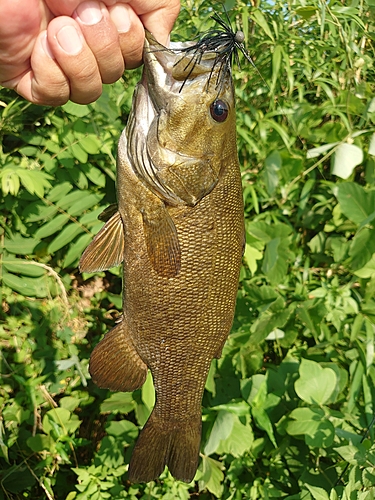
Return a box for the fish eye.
[210,100,229,123]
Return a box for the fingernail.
[56,25,83,55]
[109,4,131,33]
[41,32,55,59]
[75,1,103,26]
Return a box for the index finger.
[45,0,180,45]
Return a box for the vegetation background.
[1,0,375,498]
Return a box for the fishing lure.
[174,10,254,93]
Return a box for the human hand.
[0,0,180,106]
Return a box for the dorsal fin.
[79,210,124,273]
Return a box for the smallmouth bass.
[80,29,244,483]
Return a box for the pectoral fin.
[142,205,181,278]
[89,320,148,392]
[79,210,124,273]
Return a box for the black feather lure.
[174,10,254,93]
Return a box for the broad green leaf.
[68,193,103,216]
[216,416,254,457]
[349,228,375,270]
[105,420,138,442]
[80,137,101,155]
[62,101,91,117]
[250,9,274,41]
[47,182,73,202]
[334,444,367,466]
[204,411,234,456]
[84,164,106,186]
[262,237,290,285]
[2,271,48,297]
[100,393,136,414]
[48,223,84,254]
[3,258,45,277]
[63,233,93,268]
[336,182,375,224]
[18,169,53,198]
[331,143,363,179]
[34,214,70,239]
[23,202,58,223]
[305,485,330,500]
[198,456,224,498]
[244,243,263,274]
[251,406,277,447]
[43,408,81,436]
[354,254,375,278]
[295,359,337,405]
[296,6,318,19]
[4,235,41,255]
[27,434,55,452]
[262,150,281,195]
[1,167,20,195]
[287,407,335,447]
[141,371,155,411]
[57,190,90,210]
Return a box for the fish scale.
[80,30,244,483]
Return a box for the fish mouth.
[142,30,223,113]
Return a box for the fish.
[79,25,245,483]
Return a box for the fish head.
[126,31,238,207]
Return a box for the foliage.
[1,0,375,498]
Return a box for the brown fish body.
[80,32,244,483]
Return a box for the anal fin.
[142,204,181,278]
[89,320,148,392]
[79,210,124,273]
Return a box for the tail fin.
[128,409,201,483]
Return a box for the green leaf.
[262,150,281,195]
[43,408,81,436]
[354,254,375,278]
[305,485,330,500]
[262,237,290,285]
[84,164,106,186]
[48,223,84,254]
[62,101,92,117]
[63,233,93,268]
[18,169,53,197]
[331,143,363,179]
[198,456,224,498]
[105,420,138,443]
[286,407,335,447]
[2,271,48,297]
[216,416,254,457]
[27,434,55,452]
[334,444,367,466]
[204,411,234,456]
[4,235,41,255]
[68,193,103,216]
[100,393,136,414]
[244,243,263,274]
[250,9,274,41]
[80,137,101,155]
[34,214,70,239]
[336,182,375,224]
[3,257,45,277]
[295,359,337,405]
